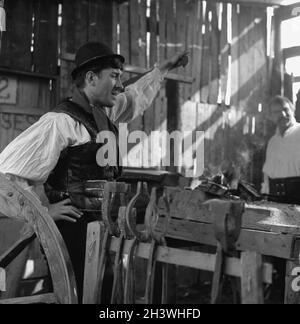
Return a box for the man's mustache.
[112,86,125,94]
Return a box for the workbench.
[154,187,300,304]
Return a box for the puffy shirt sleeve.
[0,112,90,183]
[107,67,166,124]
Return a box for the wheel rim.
[0,173,78,304]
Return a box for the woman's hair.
[269,95,295,114]
[73,57,123,89]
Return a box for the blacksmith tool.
[144,239,159,304]
[95,228,110,304]
[143,188,160,304]
[102,182,130,236]
[124,184,162,304]
[125,182,151,242]
[196,180,228,197]
[110,233,125,304]
[123,182,151,303]
[160,191,172,304]
[97,182,130,304]
[117,183,135,239]
[123,237,138,304]
[206,199,244,304]
[116,191,138,304]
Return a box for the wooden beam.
[0,267,5,292]
[0,233,36,268]
[278,2,300,20]
[155,218,295,259]
[283,46,300,59]
[0,293,57,304]
[159,189,300,235]
[166,80,180,173]
[241,251,264,304]
[109,238,273,284]
[211,0,298,6]
[123,65,194,84]
[0,107,45,116]
[0,67,58,80]
[284,259,300,304]
[83,221,105,304]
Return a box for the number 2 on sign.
[0,76,9,100]
[291,267,300,292]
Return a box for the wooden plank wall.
[0,0,272,188]
[0,75,53,151]
[0,0,58,75]
[60,0,114,96]
[111,0,270,188]
[0,0,58,152]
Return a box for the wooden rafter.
[277,2,300,20]
[112,0,297,6]
[211,0,299,6]
[283,46,300,59]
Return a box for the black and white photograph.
[0,0,300,308]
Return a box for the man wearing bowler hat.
[0,41,189,301]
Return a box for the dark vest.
[269,177,300,204]
[45,99,121,210]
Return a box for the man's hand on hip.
[48,198,83,223]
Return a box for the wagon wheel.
[0,173,78,304]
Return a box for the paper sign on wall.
[0,75,17,104]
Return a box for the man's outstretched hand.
[48,198,83,223]
[159,51,189,74]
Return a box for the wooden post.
[166,79,180,173]
[295,89,300,122]
[0,0,5,53]
[284,260,300,304]
[211,243,225,304]
[88,0,114,49]
[272,8,284,97]
[241,251,264,304]
[82,221,106,304]
[284,239,300,304]
[0,267,5,292]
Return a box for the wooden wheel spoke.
[0,293,57,304]
[0,233,36,268]
[0,173,78,304]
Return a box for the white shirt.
[0,67,165,199]
[262,122,300,193]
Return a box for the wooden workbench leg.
[241,251,264,304]
[83,221,105,304]
[284,260,300,304]
[161,263,177,304]
[211,243,224,304]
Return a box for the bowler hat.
[71,42,125,79]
